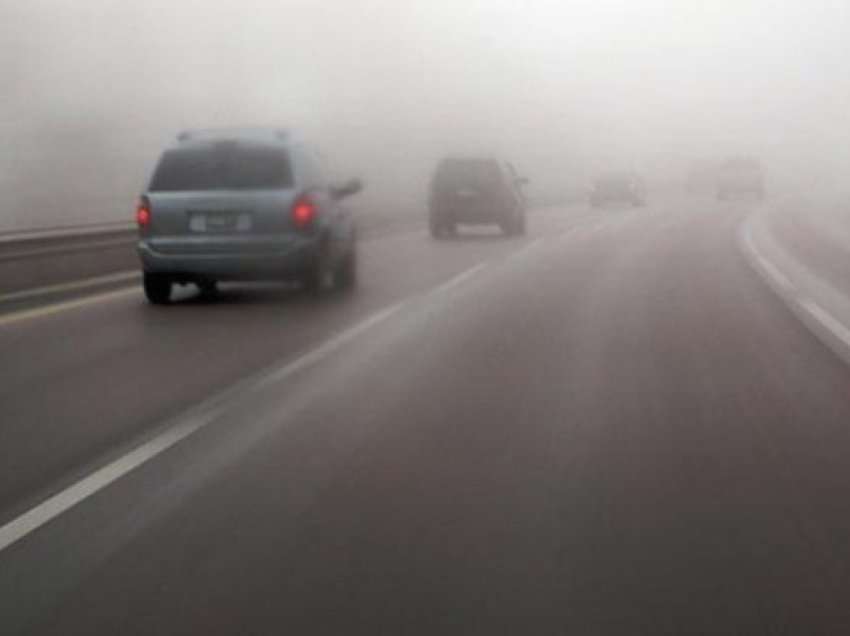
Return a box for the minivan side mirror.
[330,178,364,200]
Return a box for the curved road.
[2,197,850,634]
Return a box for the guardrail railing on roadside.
[0,221,135,245]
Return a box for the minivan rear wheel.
[198,280,218,299]
[143,273,172,305]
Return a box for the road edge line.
[739,215,850,367]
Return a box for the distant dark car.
[590,173,646,208]
[716,157,765,201]
[137,128,362,304]
[428,158,528,238]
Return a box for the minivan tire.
[144,273,172,305]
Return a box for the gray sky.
[2,0,849,228]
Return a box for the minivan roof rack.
[176,127,289,143]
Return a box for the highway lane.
[0,209,589,520]
[5,197,850,634]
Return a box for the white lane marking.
[757,251,794,293]
[0,259,494,550]
[0,411,216,554]
[508,236,543,260]
[431,263,487,295]
[0,302,404,553]
[253,302,403,390]
[742,223,794,292]
[0,287,140,328]
[800,299,850,348]
[0,270,138,304]
[741,216,850,357]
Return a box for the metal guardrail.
[0,203,423,297]
[0,223,139,296]
[0,225,136,263]
[0,221,135,245]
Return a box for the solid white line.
[0,287,140,328]
[253,303,403,390]
[505,237,547,264]
[743,224,794,292]
[0,270,138,304]
[742,216,850,357]
[0,302,404,553]
[800,299,850,349]
[431,263,487,295]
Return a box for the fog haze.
[2,0,848,230]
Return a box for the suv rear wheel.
[430,216,455,239]
[501,211,525,236]
[143,273,172,305]
[198,280,218,299]
[335,246,357,291]
[302,241,335,294]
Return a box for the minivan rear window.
[149,142,293,191]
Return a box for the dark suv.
[137,128,362,304]
[428,158,528,238]
[590,172,646,208]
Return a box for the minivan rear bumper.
[138,237,317,281]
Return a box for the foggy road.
[3,198,850,634]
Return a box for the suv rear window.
[149,142,293,191]
[596,173,633,188]
[433,159,501,191]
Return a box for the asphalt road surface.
[3,197,850,634]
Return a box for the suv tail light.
[292,196,316,229]
[136,196,151,228]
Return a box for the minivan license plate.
[191,212,251,232]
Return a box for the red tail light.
[136,196,151,228]
[292,196,316,229]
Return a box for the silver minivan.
[137,128,362,304]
